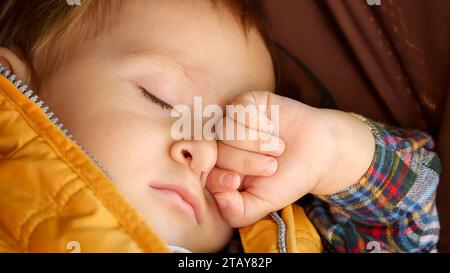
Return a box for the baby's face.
[37,0,274,252]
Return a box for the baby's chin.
[156,215,234,252]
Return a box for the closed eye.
[140,88,173,110]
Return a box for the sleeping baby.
[0,0,441,252]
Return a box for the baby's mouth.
[150,183,202,224]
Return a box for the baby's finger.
[214,190,273,228]
[227,91,274,133]
[216,116,285,156]
[217,142,277,176]
[206,167,241,194]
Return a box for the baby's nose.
[169,139,217,187]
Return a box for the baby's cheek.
[74,114,170,179]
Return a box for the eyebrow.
[123,50,212,88]
[124,51,191,82]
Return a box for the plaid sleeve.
[303,114,441,253]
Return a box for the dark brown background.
[259,0,449,252]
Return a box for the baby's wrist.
[312,109,375,195]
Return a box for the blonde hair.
[0,0,266,86]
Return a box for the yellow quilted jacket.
[0,67,323,253]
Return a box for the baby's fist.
[207,91,337,227]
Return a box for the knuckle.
[242,155,254,173]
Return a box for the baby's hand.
[207,91,375,227]
[206,92,286,226]
[206,91,330,227]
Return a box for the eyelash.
[140,88,173,110]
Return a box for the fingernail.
[276,139,285,153]
[264,158,277,174]
[222,173,237,188]
[216,196,228,208]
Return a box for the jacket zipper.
[0,64,119,189]
[270,211,288,253]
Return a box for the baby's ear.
[0,47,30,82]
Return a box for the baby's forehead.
[103,2,274,101]
[27,0,274,112]
[4,0,260,83]
[61,0,254,70]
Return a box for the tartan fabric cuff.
[316,114,437,224]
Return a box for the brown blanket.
[259,0,450,252]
